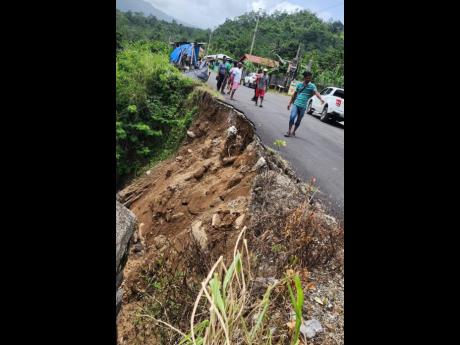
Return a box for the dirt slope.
[117,89,344,345]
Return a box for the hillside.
[116,10,209,44]
[116,0,192,26]
[116,9,343,86]
[209,10,343,60]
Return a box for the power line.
[314,2,344,16]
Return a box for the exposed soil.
[117,90,344,345]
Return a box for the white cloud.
[269,1,304,14]
[318,11,333,21]
[251,0,268,12]
[144,0,342,29]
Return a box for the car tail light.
[336,99,342,107]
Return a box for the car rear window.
[333,90,344,99]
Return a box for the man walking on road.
[254,68,269,107]
[285,71,324,137]
[216,57,231,94]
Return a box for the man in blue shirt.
[285,71,324,137]
[216,56,232,94]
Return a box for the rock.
[193,166,207,179]
[116,271,124,291]
[240,165,250,173]
[227,173,244,189]
[203,161,214,169]
[116,288,124,315]
[300,319,323,339]
[171,212,185,221]
[176,156,184,161]
[133,243,143,253]
[146,170,151,175]
[191,220,207,250]
[251,157,267,172]
[184,174,193,181]
[187,130,196,138]
[222,156,237,166]
[116,201,137,275]
[116,200,137,316]
[211,138,221,146]
[212,213,221,227]
[227,126,238,137]
[188,149,193,154]
[252,277,279,295]
[299,183,309,195]
[234,213,245,229]
[153,235,168,249]
[246,141,256,152]
[323,214,337,226]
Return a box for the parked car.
[307,87,344,123]
[243,73,257,88]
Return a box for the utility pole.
[285,43,302,92]
[292,43,301,79]
[249,9,261,55]
[205,28,213,56]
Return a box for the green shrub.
[116,41,197,186]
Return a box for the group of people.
[215,57,272,103]
[214,57,325,137]
[215,57,243,100]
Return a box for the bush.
[116,41,197,187]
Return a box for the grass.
[137,226,307,345]
[273,139,287,151]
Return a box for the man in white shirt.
[229,62,243,100]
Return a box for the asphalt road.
[206,72,344,221]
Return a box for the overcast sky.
[146,0,344,29]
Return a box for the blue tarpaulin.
[170,43,200,66]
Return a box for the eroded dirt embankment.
[117,89,343,345]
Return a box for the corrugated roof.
[240,54,279,68]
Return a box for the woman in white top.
[230,62,243,100]
[226,62,238,94]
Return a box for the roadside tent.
[170,43,200,66]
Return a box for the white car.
[307,87,344,123]
[243,73,257,88]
